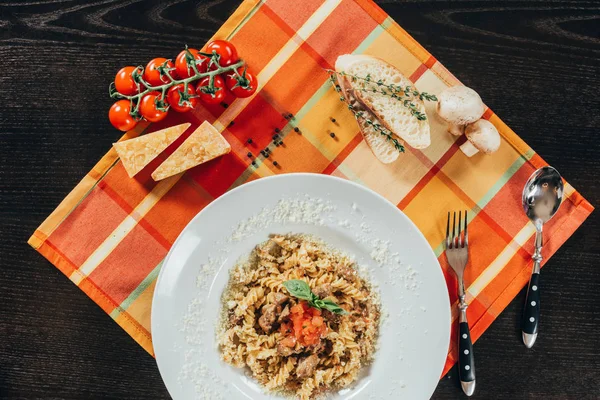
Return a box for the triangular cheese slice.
[151,121,231,181]
[113,123,191,178]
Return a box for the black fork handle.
[458,307,476,396]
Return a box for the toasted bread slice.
[151,121,230,181]
[113,123,191,178]
[335,54,430,150]
[336,73,400,163]
[357,107,401,164]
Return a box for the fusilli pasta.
[218,234,380,399]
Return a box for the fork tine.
[458,210,462,247]
[464,210,468,246]
[446,211,450,248]
[452,211,457,248]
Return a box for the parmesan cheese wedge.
[113,123,191,178]
[151,121,231,181]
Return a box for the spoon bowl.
[522,166,564,228]
[520,166,564,348]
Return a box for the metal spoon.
[521,166,564,348]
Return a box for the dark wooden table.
[1,0,598,398]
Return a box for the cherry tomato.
[225,67,257,98]
[175,48,209,79]
[139,92,168,122]
[143,58,176,86]
[109,100,138,131]
[114,66,142,96]
[205,40,238,69]
[167,83,198,113]
[196,75,226,105]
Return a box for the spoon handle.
[522,230,542,348]
[522,271,540,347]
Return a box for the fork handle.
[458,309,475,395]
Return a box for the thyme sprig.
[326,69,437,121]
[328,73,405,153]
[355,110,405,152]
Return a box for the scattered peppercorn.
[283,114,290,119]
[272,135,279,140]
[275,128,280,133]
[229,121,235,126]
[251,161,257,166]
[287,113,294,119]
[221,102,229,108]
[294,127,300,133]
[273,161,279,166]
[247,152,252,158]
[330,132,336,138]
[275,142,280,147]
[247,138,253,144]
[330,117,336,123]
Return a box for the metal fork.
[445,210,475,396]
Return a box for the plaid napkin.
[29,0,593,376]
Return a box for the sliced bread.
[357,108,401,164]
[335,54,430,150]
[335,71,400,164]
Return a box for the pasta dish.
[218,234,380,399]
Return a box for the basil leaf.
[283,280,313,301]
[320,299,349,315]
[311,298,325,309]
[284,280,348,315]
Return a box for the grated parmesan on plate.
[229,196,336,242]
[177,193,428,399]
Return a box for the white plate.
[152,173,450,400]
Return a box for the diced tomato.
[280,335,297,347]
[303,332,320,345]
[285,300,328,346]
[302,324,316,335]
[300,301,311,312]
[280,321,293,336]
[292,318,304,339]
[291,303,304,315]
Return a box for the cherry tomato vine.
[108,41,257,131]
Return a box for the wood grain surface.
[1,0,598,398]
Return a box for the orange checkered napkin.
[28,0,593,376]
